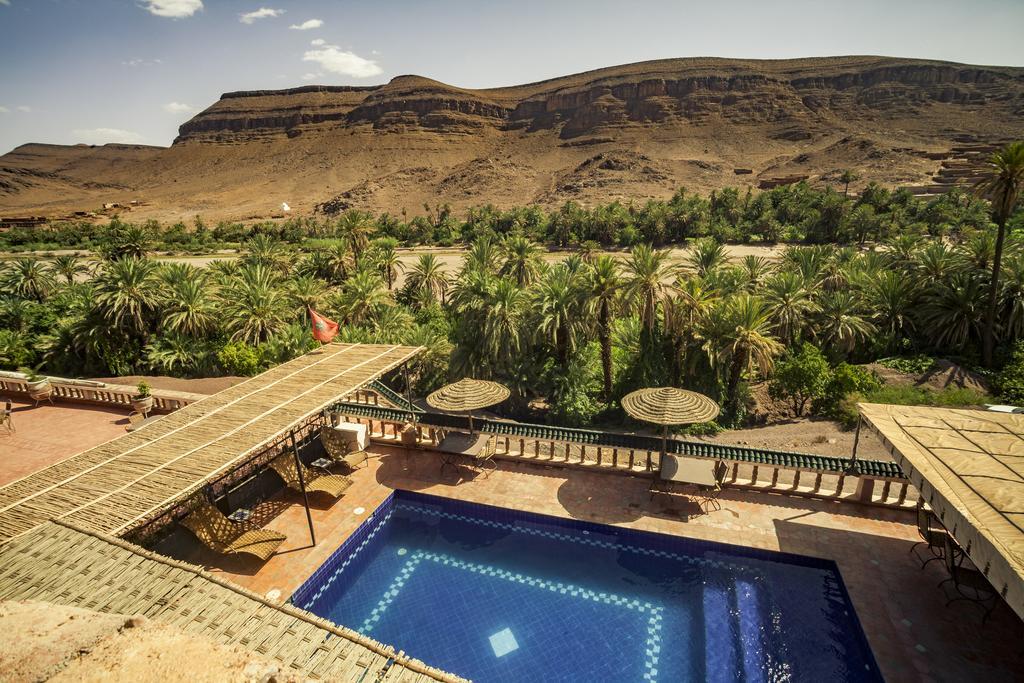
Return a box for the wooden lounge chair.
[180,499,286,561]
[269,454,353,499]
[320,426,368,470]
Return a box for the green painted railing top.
[331,401,905,479]
[367,380,422,412]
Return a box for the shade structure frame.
[857,402,1024,622]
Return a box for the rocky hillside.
[2,56,1022,222]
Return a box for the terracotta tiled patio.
[0,399,130,486]
[155,444,1024,683]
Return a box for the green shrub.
[816,363,882,419]
[876,354,938,375]
[679,421,724,437]
[768,343,831,416]
[216,342,262,376]
[994,341,1024,405]
[836,385,989,428]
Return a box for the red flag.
[309,308,339,343]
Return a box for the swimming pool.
[293,491,881,682]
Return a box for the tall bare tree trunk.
[983,218,1006,367]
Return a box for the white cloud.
[0,106,9,113]
[123,57,162,67]
[310,38,325,46]
[303,46,381,78]
[301,72,320,81]
[17,105,32,113]
[289,18,322,30]
[72,128,146,145]
[240,7,283,24]
[0,1,10,7]
[143,0,203,19]
[163,101,197,114]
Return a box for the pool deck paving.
[0,398,130,486]
[154,444,1024,683]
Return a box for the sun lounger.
[269,454,353,499]
[320,426,369,470]
[180,499,286,561]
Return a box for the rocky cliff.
[2,56,1022,221]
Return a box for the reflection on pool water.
[292,491,881,682]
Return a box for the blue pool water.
[293,491,881,682]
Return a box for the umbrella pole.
[290,430,316,546]
[468,412,474,435]
[658,424,668,472]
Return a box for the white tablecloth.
[330,421,368,450]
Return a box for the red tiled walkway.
[0,399,129,486]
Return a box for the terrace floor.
[0,398,130,486]
[155,444,1024,683]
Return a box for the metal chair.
[940,535,999,624]
[0,399,13,433]
[910,502,949,568]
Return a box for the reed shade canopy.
[622,387,721,462]
[0,343,422,544]
[426,378,510,434]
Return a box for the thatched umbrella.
[426,378,510,434]
[622,387,720,463]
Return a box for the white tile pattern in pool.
[360,549,665,681]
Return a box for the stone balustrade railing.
[334,392,918,510]
[0,377,205,413]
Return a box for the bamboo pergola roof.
[0,343,421,544]
[0,520,465,682]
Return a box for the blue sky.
[1,0,1022,154]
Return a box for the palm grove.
[2,143,1023,428]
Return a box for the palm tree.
[914,241,959,282]
[500,235,543,288]
[918,274,986,351]
[686,239,727,278]
[739,254,774,292]
[863,270,918,349]
[163,278,217,338]
[815,290,875,357]
[1000,251,1024,343]
[372,238,404,290]
[715,295,782,416]
[242,234,294,273]
[407,254,449,306]
[93,258,161,338]
[624,244,676,332]
[533,265,586,368]
[2,258,56,301]
[460,237,500,276]
[145,333,201,374]
[664,277,717,383]
[287,276,330,316]
[974,140,1024,366]
[482,278,528,373]
[839,169,860,198]
[51,255,89,284]
[586,255,621,398]
[339,212,375,267]
[334,268,389,326]
[763,271,817,346]
[221,265,289,344]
